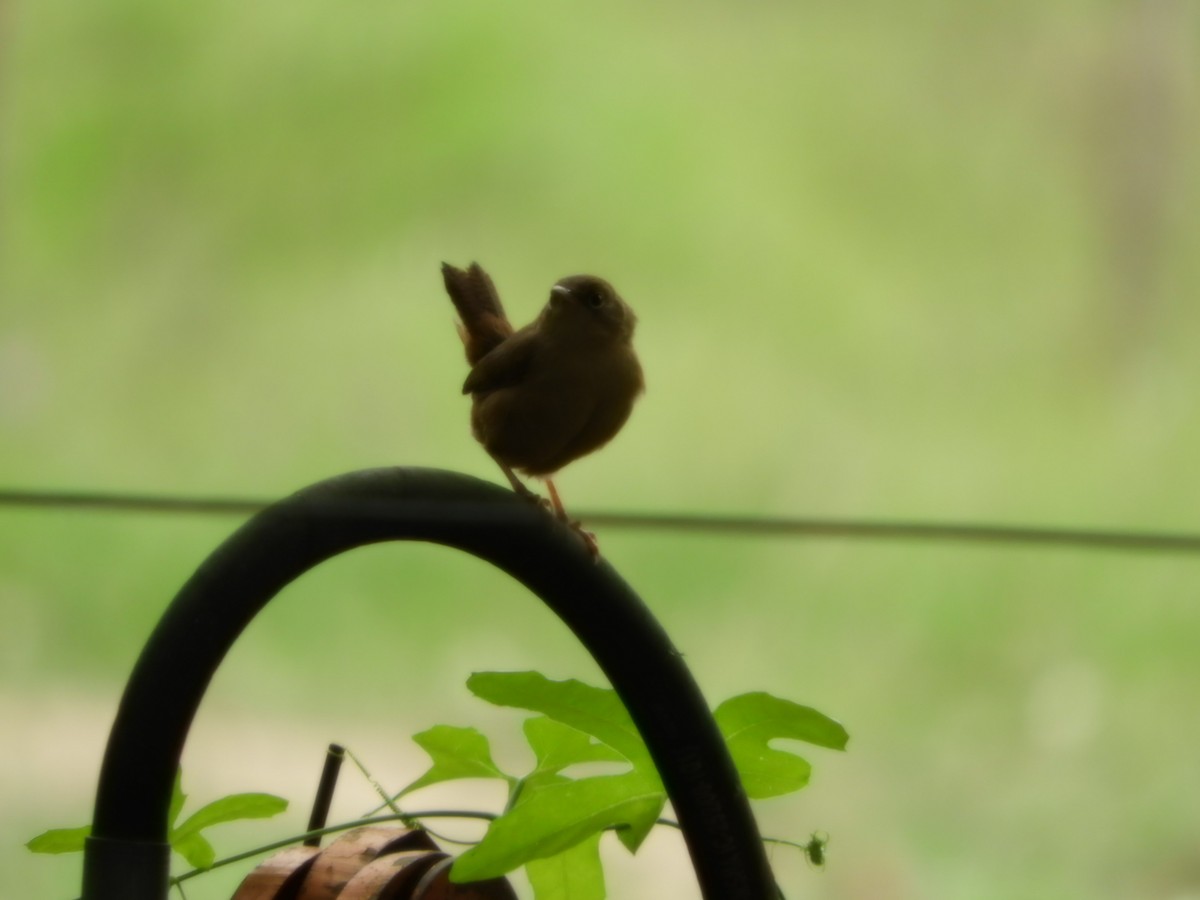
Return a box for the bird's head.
[541,275,637,342]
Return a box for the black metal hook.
[81,467,778,899]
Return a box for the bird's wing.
[441,262,514,365]
[462,326,539,395]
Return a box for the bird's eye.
[584,287,607,309]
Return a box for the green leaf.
[168,770,187,832]
[714,693,849,799]
[171,793,288,842]
[172,831,216,870]
[468,672,653,772]
[25,825,91,854]
[525,832,606,900]
[26,778,287,863]
[451,773,664,881]
[398,725,514,797]
[524,717,626,777]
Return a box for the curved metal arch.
[81,467,778,899]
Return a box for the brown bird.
[441,262,644,553]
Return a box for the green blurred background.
[3,0,1199,897]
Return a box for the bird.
[441,262,644,554]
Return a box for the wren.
[441,262,644,553]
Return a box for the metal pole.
[81,467,778,899]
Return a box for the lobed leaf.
[714,692,849,799]
[172,793,288,841]
[398,725,515,797]
[525,832,606,900]
[468,672,653,772]
[25,772,287,862]
[168,770,187,832]
[524,717,626,776]
[172,831,216,870]
[25,826,91,854]
[451,772,664,881]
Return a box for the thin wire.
[1,487,1198,554]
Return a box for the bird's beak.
[549,284,570,306]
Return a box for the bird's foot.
[516,484,599,558]
[513,483,552,512]
[567,520,601,561]
[541,478,600,560]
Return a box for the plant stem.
[168,810,497,886]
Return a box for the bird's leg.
[543,478,569,522]
[494,458,549,509]
[545,478,600,559]
[492,461,599,558]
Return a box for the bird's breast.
[470,340,642,476]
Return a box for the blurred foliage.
[2,0,1199,897]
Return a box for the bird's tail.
[441,262,514,365]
